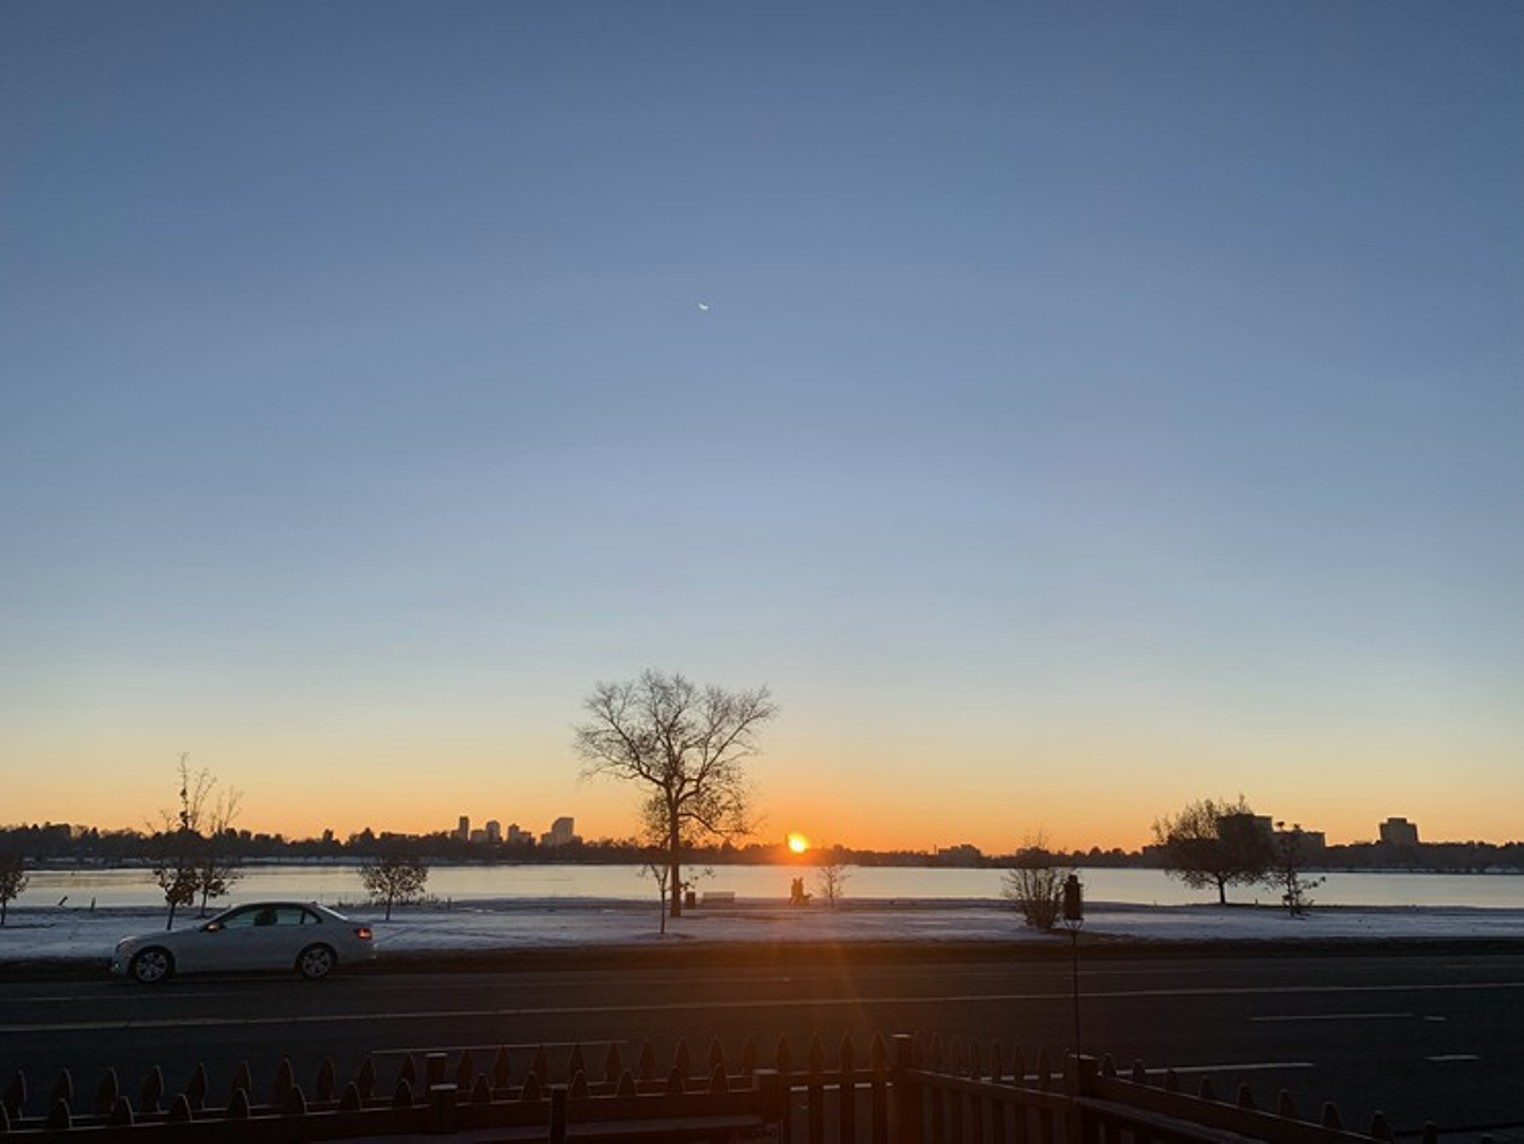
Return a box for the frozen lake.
[17,863,1524,911]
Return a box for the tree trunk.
[668,814,683,918]
[1216,878,1227,905]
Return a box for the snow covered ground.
[3,898,1522,967]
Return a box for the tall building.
[541,816,578,848]
[485,820,502,844]
[1379,817,1420,847]
[456,815,470,842]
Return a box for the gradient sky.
[3,3,1520,854]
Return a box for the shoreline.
[3,898,1522,980]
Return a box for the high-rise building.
[456,815,470,842]
[485,820,502,844]
[541,816,579,848]
[1379,817,1419,847]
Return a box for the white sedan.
[111,902,376,983]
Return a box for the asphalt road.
[2,948,1520,1141]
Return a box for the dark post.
[1062,874,1084,1054]
[892,1035,923,1144]
[549,1085,568,1144]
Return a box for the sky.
[2,3,1520,854]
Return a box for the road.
[2,949,1520,1141]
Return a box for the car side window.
[272,906,310,926]
[220,908,259,929]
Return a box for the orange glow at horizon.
[786,833,809,854]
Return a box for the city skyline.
[3,5,1520,856]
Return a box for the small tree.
[815,848,850,908]
[1152,796,1274,905]
[1269,822,1325,916]
[0,852,28,927]
[149,754,214,930]
[1001,834,1072,932]
[195,786,243,917]
[639,847,673,935]
[361,850,429,920]
[575,670,778,918]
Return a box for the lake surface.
[16,863,1524,911]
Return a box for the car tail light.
[354,926,373,941]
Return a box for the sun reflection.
[786,833,809,855]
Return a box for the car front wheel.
[297,943,337,980]
[130,947,174,984]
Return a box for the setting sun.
[787,833,809,855]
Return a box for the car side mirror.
[202,921,222,933]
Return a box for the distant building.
[1379,817,1420,847]
[485,820,502,844]
[506,823,531,845]
[935,843,983,865]
[455,815,470,842]
[1273,826,1326,858]
[469,828,486,844]
[541,816,579,848]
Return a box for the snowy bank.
[3,897,1523,972]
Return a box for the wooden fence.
[1,1032,1430,1143]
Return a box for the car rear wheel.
[297,943,336,980]
[130,947,174,984]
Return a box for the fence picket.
[2,1071,23,1119]
[108,1094,133,1126]
[674,1039,692,1080]
[638,1041,657,1082]
[140,1065,163,1114]
[841,1035,858,1144]
[227,1089,252,1123]
[46,1096,71,1130]
[356,1055,376,1100]
[393,1076,415,1108]
[316,1056,337,1102]
[92,1067,118,1116]
[708,1037,726,1078]
[49,1069,72,1109]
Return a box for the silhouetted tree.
[639,846,673,935]
[149,755,214,930]
[575,670,778,917]
[1001,833,1072,931]
[1269,821,1325,916]
[1153,796,1274,905]
[815,849,850,908]
[195,787,243,916]
[0,852,27,927]
[360,850,429,920]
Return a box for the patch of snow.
[2,898,1520,966]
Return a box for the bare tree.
[1001,833,1072,932]
[0,852,27,927]
[814,848,851,908]
[1153,796,1274,905]
[575,670,778,917]
[639,847,673,935]
[149,754,214,930]
[360,849,429,920]
[195,785,243,917]
[1268,821,1325,916]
